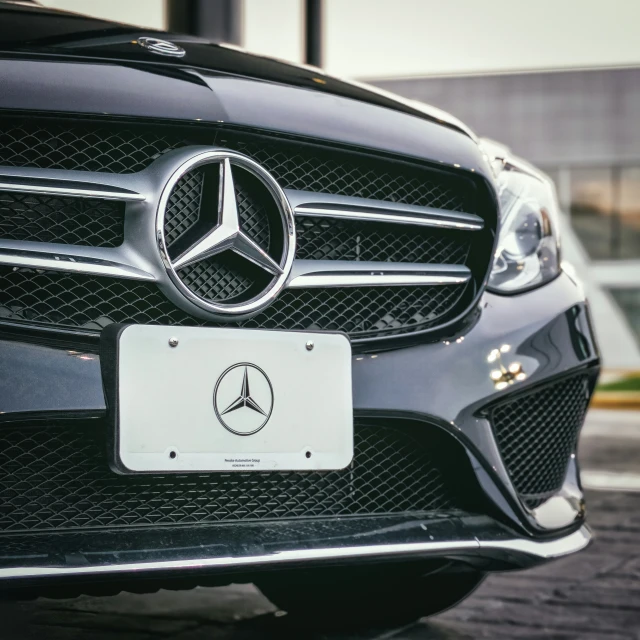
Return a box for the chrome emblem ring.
[156,150,296,318]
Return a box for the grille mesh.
[216,132,474,212]
[246,285,468,337]
[163,170,204,247]
[0,122,184,173]
[296,216,471,264]
[489,375,591,509]
[0,423,461,533]
[0,268,467,338]
[0,192,124,247]
[178,255,272,303]
[236,171,271,249]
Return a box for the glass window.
[568,166,640,260]
[619,167,640,260]
[609,288,640,347]
[570,168,615,260]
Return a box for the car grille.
[0,118,496,342]
[0,421,476,533]
[488,374,592,509]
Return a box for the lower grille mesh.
[0,422,465,533]
[0,268,468,339]
[489,375,591,508]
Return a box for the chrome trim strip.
[287,190,484,231]
[289,272,470,288]
[295,205,483,230]
[287,260,471,288]
[0,245,156,281]
[0,174,145,202]
[0,526,591,580]
[478,525,592,559]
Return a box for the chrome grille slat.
[288,261,471,289]
[0,244,156,282]
[287,190,484,230]
[0,176,144,202]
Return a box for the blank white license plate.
[114,325,353,472]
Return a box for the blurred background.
[2,3,638,637]
[38,0,640,374]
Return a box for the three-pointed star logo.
[220,366,268,418]
[171,159,283,276]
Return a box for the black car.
[0,0,598,627]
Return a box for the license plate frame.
[101,324,353,474]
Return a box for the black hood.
[0,1,494,182]
[0,0,474,138]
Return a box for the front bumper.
[0,271,600,584]
[0,515,592,588]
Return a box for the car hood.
[0,1,475,138]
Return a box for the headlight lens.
[488,164,561,293]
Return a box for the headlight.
[488,162,561,293]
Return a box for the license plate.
[105,325,353,473]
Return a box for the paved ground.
[2,409,639,639]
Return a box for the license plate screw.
[169,337,179,348]
[305,340,314,351]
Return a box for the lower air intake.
[488,374,592,509]
[0,422,477,533]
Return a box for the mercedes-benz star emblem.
[213,363,274,435]
[157,151,296,318]
[137,37,186,58]
[172,159,282,275]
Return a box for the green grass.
[597,375,640,393]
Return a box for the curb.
[591,392,640,411]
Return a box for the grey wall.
[373,67,640,168]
